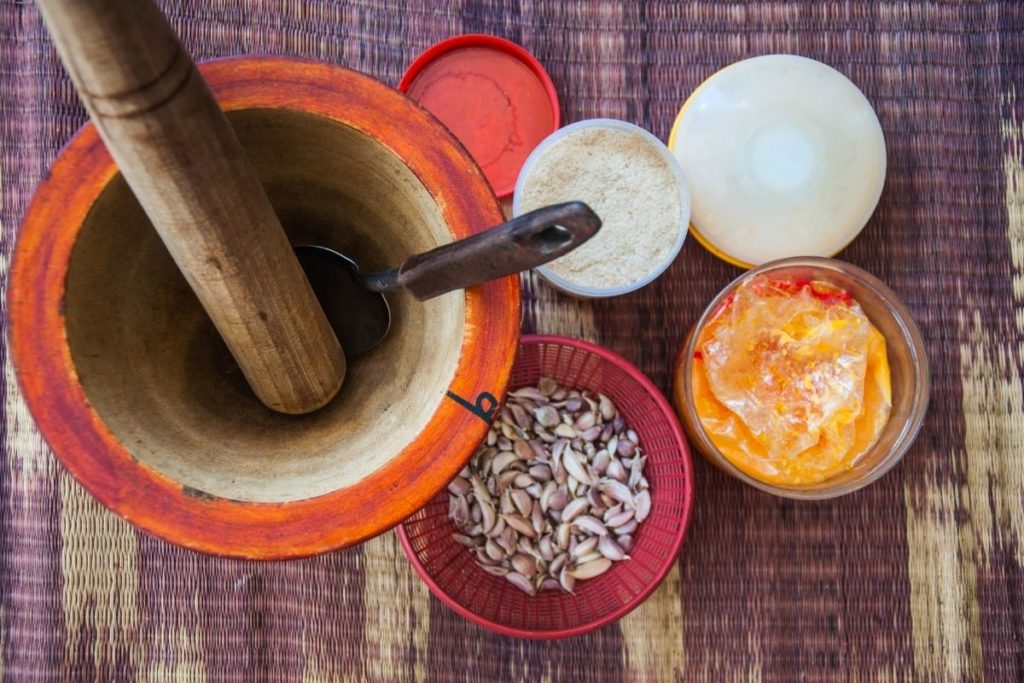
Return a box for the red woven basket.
[397,334,694,639]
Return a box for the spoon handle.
[390,202,602,300]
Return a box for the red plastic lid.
[399,35,560,199]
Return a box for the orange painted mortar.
[8,57,520,559]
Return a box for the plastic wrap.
[694,277,892,484]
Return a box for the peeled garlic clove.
[605,508,635,528]
[503,513,537,539]
[554,423,578,439]
[507,403,530,431]
[531,500,545,535]
[606,458,627,483]
[529,464,552,482]
[511,489,532,517]
[614,518,638,536]
[557,522,572,549]
[451,496,470,526]
[598,479,634,506]
[510,387,548,402]
[572,515,608,537]
[561,497,589,523]
[562,447,593,486]
[513,439,533,462]
[498,470,519,493]
[487,515,506,539]
[491,452,518,476]
[539,480,557,511]
[574,411,596,432]
[513,472,535,488]
[538,535,554,562]
[499,487,515,515]
[598,535,628,561]
[629,454,647,489]
[451,533,479,547]
[469,475,492,505]
[498,527,518,555]
[576,551,603,565]
[480,502,497,535]
[569,557,612,580]
[512,553,537,579]
[485,538,505,561]
[540,578,561,592]
[482,565,509,577]
[505,571,536,596]
[570,535,599,559]
[548,487,569,511]
[634,489,652,523]
[559,565,576,593]
[536,429,556,444]
[602,503,622,522]
[534,405,560,428]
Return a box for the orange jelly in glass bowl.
[690,276,892,486]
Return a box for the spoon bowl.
[295,246,393,358]
[296,201,601,358]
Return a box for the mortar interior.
[63,108,466,503]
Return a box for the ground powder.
[518,126,683,290]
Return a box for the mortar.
[8,57,520,559]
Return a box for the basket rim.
[397,333,695,639]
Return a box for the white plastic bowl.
[513,119,690,298]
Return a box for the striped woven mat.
[2,1,1022,680]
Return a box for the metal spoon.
[295,201,601,358]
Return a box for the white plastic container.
[668,55,887,268]
[513,119,690,298]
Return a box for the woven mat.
[2,0,1023,680]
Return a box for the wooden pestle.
[34,0,346,414]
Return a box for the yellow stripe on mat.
[904,84,1024,683]
[904,480,982,679]
[59,475,145,676]
[360,532,430,683]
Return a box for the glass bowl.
[673,257,929,499]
